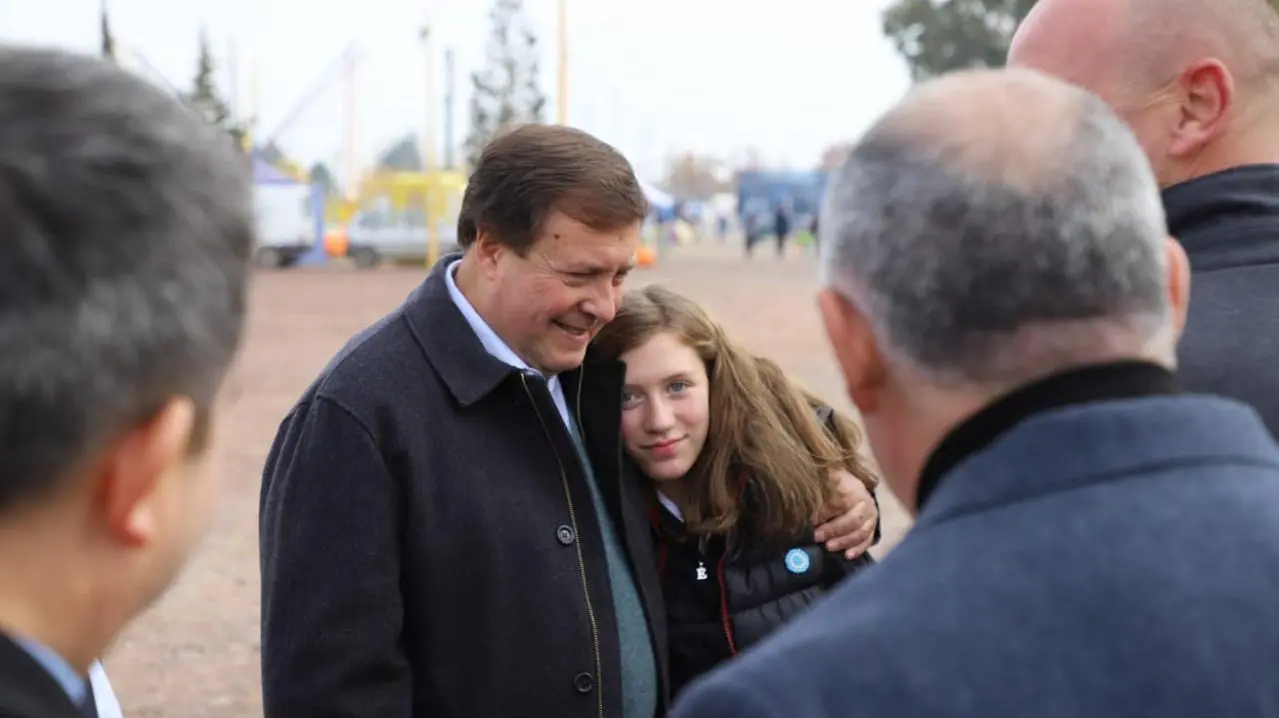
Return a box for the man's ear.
[1168,59,1232,158]
[97,397,197,548]
[1164,236,1192,340]
[817,288,888,414]
[472,226,508,279]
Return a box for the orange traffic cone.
[636,245,657,267]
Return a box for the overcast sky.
[0,0,912,183]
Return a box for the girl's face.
[619,331,711,482]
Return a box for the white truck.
[253,183,317,268]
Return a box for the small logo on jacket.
[784,548,810,574]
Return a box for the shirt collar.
[656,491,684,522]
[445,259,542,374]
[11,635,86,706]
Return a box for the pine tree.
[99,0,116,62]
[309,163,340,197]
[185,27,231,128]
[463,0,548,167]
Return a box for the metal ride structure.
[255,43,362,185]
[412,0,574,267]
[241,42,458,268]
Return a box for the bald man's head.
[865,67,1094,192]
[1009,0,1279,187]
[820,67,1182,387]
[819,66,1192,516]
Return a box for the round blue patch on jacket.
[784,548,811,574]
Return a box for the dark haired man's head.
[0,45,252,671]
[454,124,648,374]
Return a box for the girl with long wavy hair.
[592,284,880,697]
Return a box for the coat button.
[573,672,595,693]
[556,525,575,545]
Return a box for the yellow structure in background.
[323,169,467,260]
[359,169,466,214]
[274,158,310,183]
[324,195,357,225]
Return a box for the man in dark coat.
[0,46,252,718]
[671,68,1279,718]
[1009,0,1279,437]
[258,125,880,718]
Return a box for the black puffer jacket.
[649,482,874,697]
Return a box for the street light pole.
[443,46,456,170]
[421,19,440,267]
[556,0,568,125]
[344,46,359,202]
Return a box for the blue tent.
[252,154,302,185]
[639,179,678,222]
[640,178,674,211]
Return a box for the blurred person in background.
[592,285,879,699]
[743,211,765,257]
[258,124,877,718]
[671,67,1279,718]
[772,203,790,258]
[1009,0,1279,437]
[0,45,253,718]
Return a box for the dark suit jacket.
[260,256,668,718]
[670,394,1279,717]
[0,635,80,718]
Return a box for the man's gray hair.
[819,71,1171,386]
[0,45,253,511]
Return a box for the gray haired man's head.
[819,67,1188,389]
[0,44,254,649]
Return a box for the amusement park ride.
[238,42,468,268]
[116,0,661,269]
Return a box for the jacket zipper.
[521,371,604,718]
[715,538,739,656]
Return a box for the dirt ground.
[102,241,911,717]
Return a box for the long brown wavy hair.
[592,284,878,545]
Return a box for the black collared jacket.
[258,255,669,718]
[647,404,876,698]
[649,500,873,699]
[1164,164,1279,437]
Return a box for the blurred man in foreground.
[1009,0,1279,436]
[670,67,1279,717]
[0,46,253,718]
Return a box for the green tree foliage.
[309,163,340,197]
[882,0,1037,81]
[182,27,250,151]
[463,0,548,168]
[185,27,231,127]
[884,0,1279,82]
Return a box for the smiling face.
[477,210,641,374]
[619,331,711,482]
